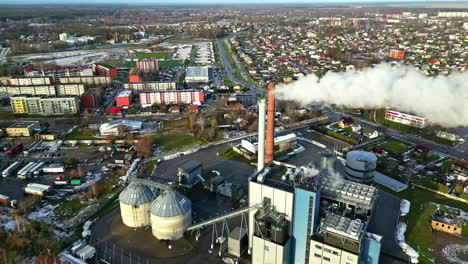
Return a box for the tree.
[136,136,154,158]
[65,157,77,166]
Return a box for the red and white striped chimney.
[265,83,275,164]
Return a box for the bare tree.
[136,136,154,158]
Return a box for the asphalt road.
[217,37,265,96]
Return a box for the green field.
[137,52,172,60]
[64,129,99,140]
[159,60,184,68]
[376,139,412,153]
[102,59,121,67]
[376,184,468,264]
[151,133,204,152]
[119,60,136,68]
[218,147,251,163]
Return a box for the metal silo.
[150,189,192,240]
[344,150,377,184]
[119,182,157,228]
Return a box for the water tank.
[345,150,377,184]
[119,182,157,228]
[150,189,191,240]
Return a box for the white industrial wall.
[120,202,151,228]
[150,209,192,240]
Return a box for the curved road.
[217,37,265,96]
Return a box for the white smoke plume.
[275,63,468,127]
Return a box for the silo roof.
[119,182,156,206]
[347,150,377,163]
[150,189,191,217]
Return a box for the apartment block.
[10,96,79,115]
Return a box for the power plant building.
[248,165,381,264]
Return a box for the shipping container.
[2,161,23,177]
[27,183,52,192]
[53,180,68,186]
[42,164,65,173]
[114,159,124,164]
[25,186,45,196]
[70,179,82,185]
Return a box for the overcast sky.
[3,0,466,4]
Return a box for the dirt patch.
[432,230,468,264]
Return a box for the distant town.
[0,2,466,264]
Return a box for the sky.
[3,0,467,5]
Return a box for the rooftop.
[117,90,132,97]
[8,121,39,129]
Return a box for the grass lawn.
[137,52,172,60]
[102,59,121,67]
[377,139,412,153]
[152,133,204,152]
[159,60,184,68]
[218,147,250,163]
[119,60,136,68]
[64,129,99,140]
[376,183,468,264]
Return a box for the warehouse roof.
[186,66,209,78]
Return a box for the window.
[324,248,332,253]
[315,245,322,249]
[264,246,269,251]
[435,223,439,226]
[323,257,330,262]
[332,251,339,255]
[447,226,451,229]
[263,197,271,204]
[454,227,458,231]
[442,224,445,227]
[314,253,321,258]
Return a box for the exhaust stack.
[265,83,275,165]
[257,98,266,172]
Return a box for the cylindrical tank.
[345,150,377,184]
[271,217,288,244]
[119,182,157,228]
[254,210,267,237]
[150,189,191,240]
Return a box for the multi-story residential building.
[24,66,93,79]
[123,81,177,91]
[116,90,132,107]
[80,89,101,109]
[0,85,56,97]
[10,96,79,115]
[6,121,40,137]
[56,84,85,96]
[92,63,118,79]
[135,59,159,73]
[129,68,143,83]
[8,77,53,86]
[139,90,204,105]
[58,76,112,86]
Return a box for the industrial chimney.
[265,83,275,164]
[257,98,266,172]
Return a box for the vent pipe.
[265,83,276,164]
[257,98,266,172]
